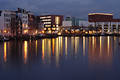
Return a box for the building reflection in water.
[75,37,79,55]
[4,42,7,63]
[1,36,119,68]
[83,37,86,56]
[24,41,28,64]
[35,40,38,56]
[65,37,68,56]
[42,39,45,61]
[48,39,51,63]
[56,38,59,67]
[100,36,102,56]
[88,37,113,68]
[107,36,110,56]
[52,39,55,56]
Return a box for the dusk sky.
[0,0,120,19]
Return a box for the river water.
[0,36,120,80]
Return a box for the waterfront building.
[39,15,63,34]
[0,10,16,36]
[0,8,37,36]
[88,13,120,33]
[16,8,29,35]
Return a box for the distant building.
[39,15,63,33]
[62,21,72,27]
[64,16,79,26]
[88,13,120,33]
[79,19,89,27]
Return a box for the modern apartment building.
[39,15,63,33]
[88,13,120,33]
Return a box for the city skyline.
[0,0,120,19]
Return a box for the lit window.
[55,16,60,25]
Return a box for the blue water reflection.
[0,36,120,80]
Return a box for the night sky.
[0,0,120,19]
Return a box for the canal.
[0,36,120,80]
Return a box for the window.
[42,19,51,21]
[55,16,60,25]
[4,14,10,17]
[44,22,51,24]
[5,18,10,22]
[45,25,51,27]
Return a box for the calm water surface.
[0,36,120,80]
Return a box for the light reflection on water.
[4,42,7,63]
[0,36,118,65]
[0,36,120,79]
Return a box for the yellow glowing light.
[56,38,59,67]
[85,32,88,34]
[42,30,45,33]
[35,40,38,56]
[42,40,45,60]
[52,28,56,30]
[48,39,51,58]
[56,28,59,31]
[60,37,63,56]
[26,24,28,28]
[48,28,51,31]
[83,37,85,56]
[24,30,28,34]
[4,42,7,63]
[92,36,95,48]
[55,16,60,25]
[52,39,55,56]
[58,32,61,35]
[24,41,28,64]
[4,30,7,33]
[48,30,52,34]
[75,37,79,55]
[65,37,68,56]
[65,30,68,33]
[89,31,93,34]
[44,28,46,30]
[35,30,38,34]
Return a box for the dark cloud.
[0,0,120,19]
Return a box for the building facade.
[88,13,120,33]
[0,8,37,36]
[79,19,89,27]
[39,15,63,33]
[0,10,16,36]
[62,21,72,27]
[16,8,29,35]
[64,16,80,26]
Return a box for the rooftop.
[88,13,113,16]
